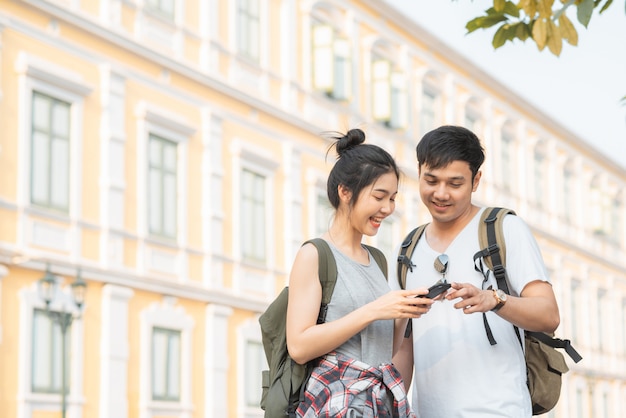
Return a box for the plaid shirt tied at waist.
[296,352,416,418]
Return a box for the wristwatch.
[491,289,507,312]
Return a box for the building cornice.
[368,0,626,175]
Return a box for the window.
[152,327,181,401]
[464,99,481,133]
[419,89,437,136]
[597,289,606,351]
[563,165,574,222]
[372,58,391,121]
[622,299,626,356]
[245,340,265,407]
[31,92,71,212]
[371,57,406,129]
[575,387,584,418]
[315,191,333,237]
[602,391,610,418]
[500,127,514,192]
[533,145,546,208]
[589,177,608,235]
[241,168,266,262]
[148,134,178,239]
[570,280,580,344]
[610,193,623,243]
[377,220,394,268]
[145,0,175,20]
[237,0,260,61]
[140,299,193,417]
[312,23,351,100]
[31,309,70,394]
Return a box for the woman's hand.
[365,288,434,321]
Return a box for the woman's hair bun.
[335,128,366,156]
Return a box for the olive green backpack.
[397,207,582,415]
[259,238,388,418]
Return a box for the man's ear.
[472,171,482,192]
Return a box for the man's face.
[418,160,481,225]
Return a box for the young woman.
[286,128,432,417]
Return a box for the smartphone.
[416,282,451,299]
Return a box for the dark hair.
[416,125,485,179]
[326,128,399,209]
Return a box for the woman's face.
[349,171,398,237]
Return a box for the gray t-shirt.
[325,241,394,366]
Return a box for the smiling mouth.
[370,217,383,226]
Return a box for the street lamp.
[37,264,87,418]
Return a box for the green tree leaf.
[577,0,595,27]
[493,24,510,48]
[599,0,613,13]
[515,22,532,41]
[466,14,509,33]
[502,1,520,17]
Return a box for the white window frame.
[241,168,267,263]
[15,53,92,219]
[376,216,397,273]
[31,308,71,394]
[500,125,515,192]
[464,99,482,133]
[231,139,279,268]
[532,143,547,208]
[30,91,72,213]
[311,22,351,100]
[139,298,194,418]
[145,0,176,21]
[17,271,85,418]
[237,319,266,418]
[610,192,623,244]
[419,85,439,136]
[236,0,261,62]
[135,102,195,245]
[314,186,333,238]
[148,134,178,239]
[371,55,407,129]
[151,326,181,401]
[562,162,575,223]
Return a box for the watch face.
[497,290,507,301]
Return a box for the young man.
[391,125,560,418]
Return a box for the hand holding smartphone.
[416,282,451,299]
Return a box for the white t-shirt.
[391,208,549,418]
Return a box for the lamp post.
[37,265,87,418]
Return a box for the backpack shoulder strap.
[397,224,428,290]
[364,244,388,280]
[303,238,337,324]
[396,224,428,339]
[474,207,516,292]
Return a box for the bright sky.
[384,0,626,169]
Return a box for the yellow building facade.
[0,1,624,418]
